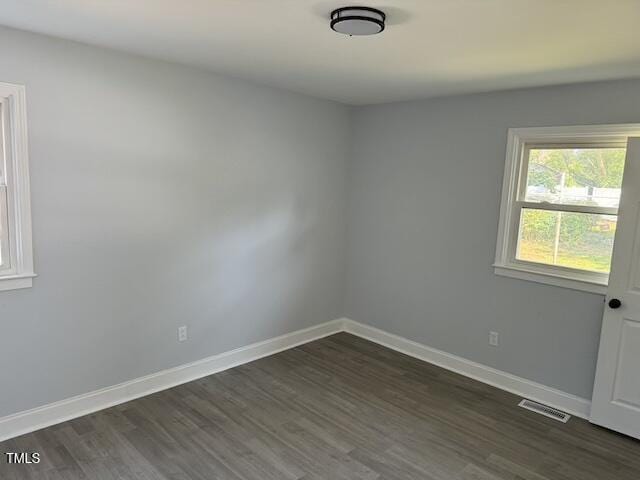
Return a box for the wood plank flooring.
[1,332,639,479]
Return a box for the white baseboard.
[0,316,591,442]
[0,318,344,442]
[342,319,592,419]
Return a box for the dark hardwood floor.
[2,332,639,479]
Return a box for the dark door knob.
[608,298,622,309]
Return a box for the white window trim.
[494,124,640,295]
[0,82,35,291]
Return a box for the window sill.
[493,264,607,295]
[0,273,36,292]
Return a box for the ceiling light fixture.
[330,6,386,36]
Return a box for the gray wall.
[2,23,638,417]
[0,26,350,417]
[346,79,640,400]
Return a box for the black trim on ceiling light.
[330,6,386,35]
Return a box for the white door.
[591,137,640,438]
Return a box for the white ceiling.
[1,1,640,105]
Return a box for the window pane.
[524,147,625,208]
[0,186,8,269]
[516,208,616,273]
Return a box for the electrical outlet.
[489,331,499,347]
[178,325,188,342]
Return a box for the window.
[494,125,640,294]
[0,82,34,291]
